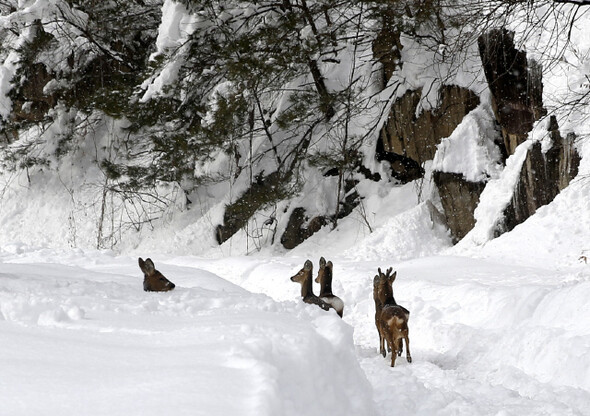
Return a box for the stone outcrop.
[381,86,479,165]
[216,171,283,245]
[478,29,545,158]
[499,118,580,235]
[280,208,328,250]
[378,85,479,183]
[477,29,580,239]
[432,171,486,243]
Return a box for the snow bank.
[0,257,376,416]
[341,201,451,263]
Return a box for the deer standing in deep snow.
[373,267,411,367]
[138,257,176,292]
[315,257,344,317]
[290,260,335,314]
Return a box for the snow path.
[1,251,589,415]
[185,254,590,416]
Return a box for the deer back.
[374,267,412,366]
[138,257,176,292]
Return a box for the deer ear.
[138,257,146,273]
[373,275,380,285]
[319,257,326,267]
[378,267,383,276]
[304,260,313,270]
[389,271,397,282]
[142,258,156,275]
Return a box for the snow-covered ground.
[1,139,589,416]
[2,2,590,414]
[2,168,589,415]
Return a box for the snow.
[454,139,533,248]
[2,1,590,415]
[431,98,504,183]
[0,255,375,416]
[2,156,590,415]
[2,202,590,415]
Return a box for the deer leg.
[404,330,412,363]
[387,333,397,367]
[385,317,391,352]
[375,313,381,353]
[379,323,387,357]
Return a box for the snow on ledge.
[431,103,503,183]
[456,140,532,248]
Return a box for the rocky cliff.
[375,27,580,243]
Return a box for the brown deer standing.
[138,258,176,292]
[290,260,335,314]
[373,267,411,367]
[315,257,344,317]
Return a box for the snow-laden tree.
[0,0,587,250]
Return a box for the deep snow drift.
[1,160,590,415]
[2,241,590,415]
[1,125,589,415]
[2,1,590,415]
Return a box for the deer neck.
[383,294,397,306]
[318,278,333,297]
[379,287,397,306]
[300,273,315,299]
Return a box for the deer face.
[138,257,176,292]
[315,257,327,284]
[291,260,313,284]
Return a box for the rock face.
[432,171,486,243]
[377,26,581,244]
[477,29,580,238]
[378,85,479,184]
[430,29,547,243]
[432,29,580,243]
[381,86,480,166]
[280,208,328,250]
[478,29,545,158]
[500,119,580,235]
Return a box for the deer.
[373,267,411,367]
[138,257,176,292]
[290,259,335,314]
[315,257,344,317]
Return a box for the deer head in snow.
[138,258,175,292]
